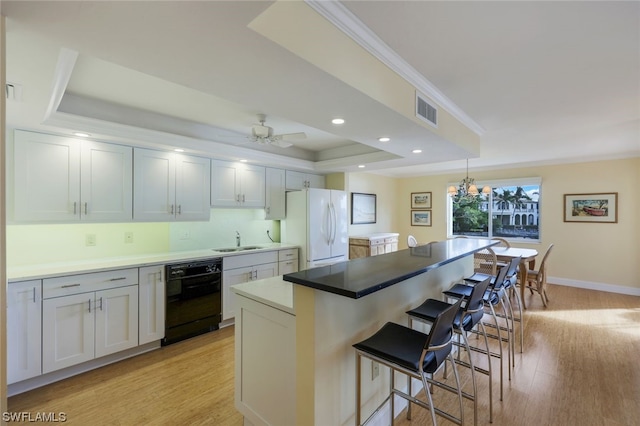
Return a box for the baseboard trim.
[549,276,640,296]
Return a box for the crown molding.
[306,0,485,136]
[43,48,78,122]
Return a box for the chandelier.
[447,159,491,201]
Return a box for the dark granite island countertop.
[283,238,498,298]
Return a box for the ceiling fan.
[248,114,306,148]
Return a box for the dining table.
[492,246,539,309]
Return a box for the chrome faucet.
[236,231,241,247]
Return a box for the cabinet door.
[43,293,95,373]
[13,130,81,222]
[222,266,252,321]
[139,266,165,345]
[265,168,285,219]
[7,280,42,384]
[306,173,326,189]
[240,165,266,207]
[133,148,176,221]
[211,160,240,207]
[80,141,133,222]
[285,170,305,191]
[175,154,211,220]
[255,262,278,280]
[95,286,139,358]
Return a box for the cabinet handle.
[170,204,175,215]
[178,205,182,215]
[286,261,293,265]
[266,207,270,214]
[242,194,246,202]
[285,253,293,257]
[98,297,103,311]
[88,299,91,313]
[62,283,81,288]
[84,202,88,215]
[32,287,37,303]
[236,194,240,202]
[73,202,77,214]
[109,277,127,281]
[253,270,258,280]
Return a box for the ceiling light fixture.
[412,149,422,154]
[378,137,390,142]
[73,132,90,137]
[358,165,365,168]
[240,159,248,163]
[331,118,345,124]
[448,159,491,201]
[174,148,184,152]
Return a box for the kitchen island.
[231,238,496,426]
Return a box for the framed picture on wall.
[411,192,432,209]
[411,210,432,226]
[563,192,618,223]
[351,192,377,224]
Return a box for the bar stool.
[443,264,511,400]
[406,276,493,425]
[353,298,464,426]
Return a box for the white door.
[307,188,332,262]
[240,165,266,207]
[43,293,95,373]
[175,154,211,220]
[139,266,165,345]
[95,286,139,358]
[211,160,240,207]
[80,141,133,222]
[255,262,278,280]
[133,148,176,221]
[13,130,81,222]
[7,280,42,384]
[330,190,349,258]
[265,168,285,220]
[222,266,252,321]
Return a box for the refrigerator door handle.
[330,203,337,245]
[326,203,332,245]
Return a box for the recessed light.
[412,149,422,154]
[331,118,345,124]
[73,132,90,138]
[358,165,365,168]
[240,159,248,163]
[174,148,184,152]
[378,137,390,142]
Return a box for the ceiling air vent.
[416,92,437,128]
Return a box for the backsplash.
[169,209,280,251]
[6,209,280,266]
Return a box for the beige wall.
[348,157,640,293]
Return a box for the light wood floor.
[9,284,640,425]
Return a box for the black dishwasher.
[163,258,222,346]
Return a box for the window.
[448,178,540,241]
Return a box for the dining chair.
[353,298,465,426]
[407,235,418,247]
[524,244,555,307]
[491,238,511,267]
[473,247,497,276]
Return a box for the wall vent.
[416,92,437,128]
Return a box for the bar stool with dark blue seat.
[353,298,464,426]
[406,276,493,425]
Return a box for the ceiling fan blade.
[279,132,307,141]
[272,139,293,148]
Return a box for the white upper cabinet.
[265,168,285,220]
[211,160,265,208]
[134,148,210,221]
[285,170,325,191]
[13,130,132,222]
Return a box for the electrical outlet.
[371,361,379,380]
[86,234,96,246]
[125,232,134,244]
[179,230,190,240]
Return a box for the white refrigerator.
[282,188,348,270]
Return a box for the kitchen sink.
[213,246,262,252]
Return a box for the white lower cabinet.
[42,269,139,374]
[278,248,299,275]
[222,252,278,321]
[138,265,166,345]
[7,280,42,384]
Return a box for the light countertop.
[8,243,298,282]
[231,276,294,315]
